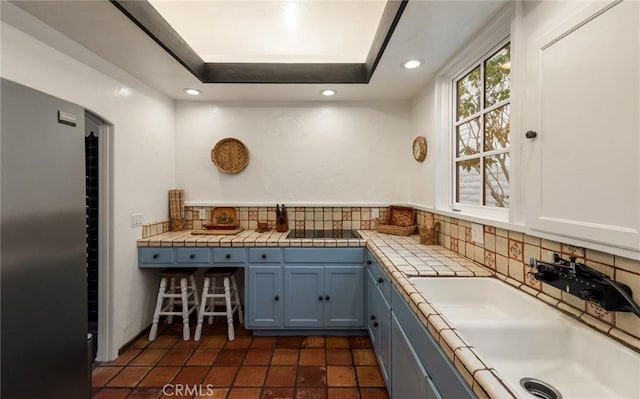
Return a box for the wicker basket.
[387,205,415,227]
[211,138,249,173]
[375,205,416,236]
[376,223,416,236]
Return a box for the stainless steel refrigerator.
[1,79,90,398]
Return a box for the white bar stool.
[194,267,243,341]
[149,268,199,341]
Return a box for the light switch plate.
[198,209,206,219]
[371,208,379,218]
[471,223,484,244]
[130,213,143,228]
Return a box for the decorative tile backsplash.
[415,209,640,350]
[180,206,389,233]
[142,220,169,238]
[141,206,388,238]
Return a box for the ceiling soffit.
[110,0,408,84]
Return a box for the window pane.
[456,158,481,204]
[457,117,481,157]
[485,44,511,107]
[484,153,510,207]
[484,104,510,152]
[456,66,481,121]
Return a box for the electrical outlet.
[130,213,143,228]
[198,209,206,219]
[471,223,484,244]
[371,208,379,219]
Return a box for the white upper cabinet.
[524,0,639,251]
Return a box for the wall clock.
[412,136,427,162]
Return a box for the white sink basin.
[409,277,640,399]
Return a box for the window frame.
[452,39,511,210]
[433,3,516,225]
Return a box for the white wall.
[1,8,175,359]
[409,79,437,209]
[175,101,413,205]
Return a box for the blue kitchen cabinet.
[138,247,175,266]
[391,285,474,399]
[366,267,379,345]
[283,266,324,327]
[323,266,364,327]
[365,256,391,389]
[283,248,365,329]
[391,312,442,399]
[284,265,364,328]
[246,265,283,328]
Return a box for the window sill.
[433,206,525,233]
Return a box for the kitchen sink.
[409,277,640,399]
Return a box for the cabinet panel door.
[391,313,431,399]
[323,266,364,327]
[247,266,283,328]
[365,268,379,345]
[284,266,323,327]
[525,0,640,249]
[376,286,392,389]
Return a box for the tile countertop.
[360,231,516,399]
[137,229,512,398]
[136,229,366,248]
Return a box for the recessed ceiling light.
[401,59,423,69]
[184,88,201,96]
[321,89,336,96]
[117,87,132,97]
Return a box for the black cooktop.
[286,230,362,239]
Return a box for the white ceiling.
[4,0,508,102]
[148,0,387,63]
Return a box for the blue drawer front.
[368,255,391,305]
[248,248,282,263]
[213,248,247,263]
[176,248,211,263]
[139,248,174,264]
[284,248,364,264]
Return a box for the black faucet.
[530,254,640,318]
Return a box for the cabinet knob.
[225,254,231,259]
[370,314,376,320]
[261,254,267,259]
[367,260,372,265]
[377,277,384,284]
[190,254,196,259]
[274,295,279,301]
[525,130,538,139]
[373,321,379,328]
[318,296,323,301]
[152,254,159,259]
[325,295,330,301]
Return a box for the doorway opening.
[84,110,114,362]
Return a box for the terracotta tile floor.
[92,321,389,399]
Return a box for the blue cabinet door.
[367,261,391,390]
[284,266,324,327]
[376,282,392,389]
[391,313,440,399]
[323,266,364,327]
[366,268,379,346]
[247,266,283,328]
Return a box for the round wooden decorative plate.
[211,138,249,173]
